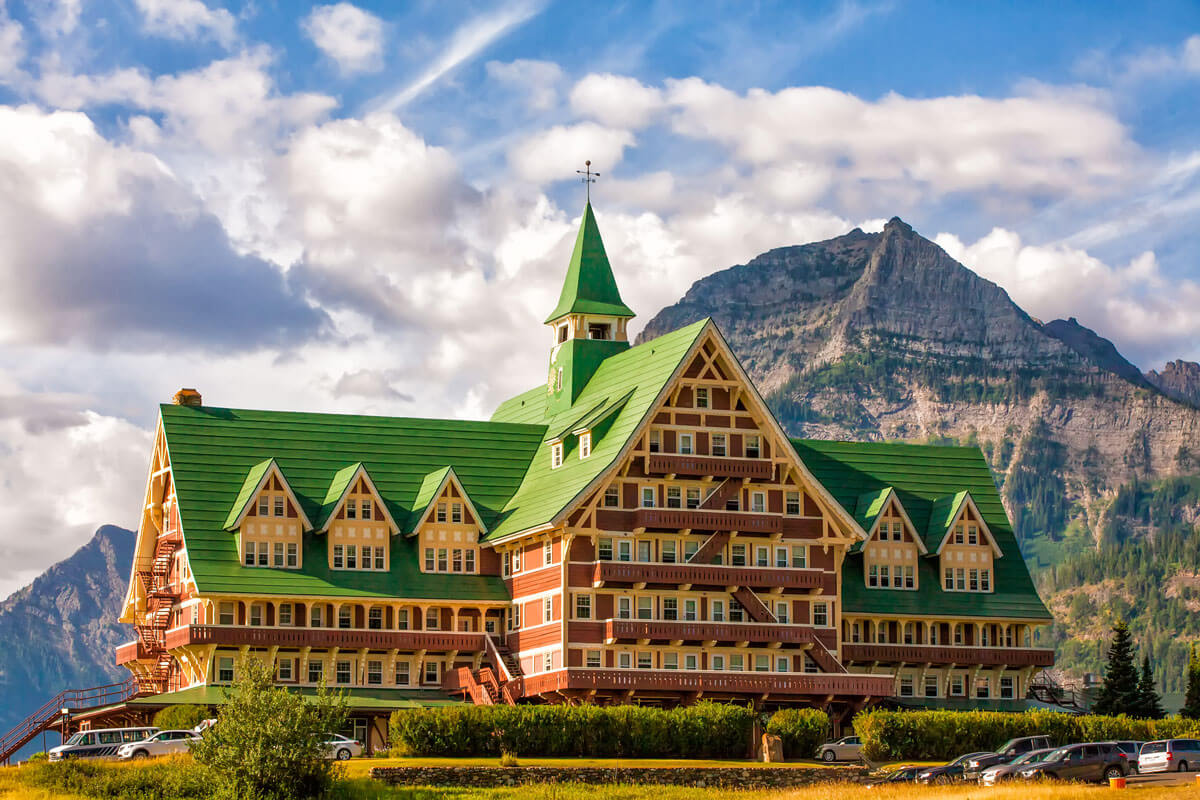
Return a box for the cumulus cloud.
[332,369,415,402]
[133,0,237,46]
[486,58,564,110]
[0,11,24,79]
[303,3,385,75]
[570,73,664,129]
[508,122,635,185]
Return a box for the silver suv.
[1139,739,1200,774]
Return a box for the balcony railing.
[841,643,1056,668]
[632,508,782,534]
[115,640,153,665]
[647,453,774,480]
[161,624,486,653]
[519,668,894,698]
[604,618,817,645]
[591,560,823,589]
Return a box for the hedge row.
[765,708,829,759]
[389,703,757,758]
[854,710,1200,761]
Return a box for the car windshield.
[1010,751,1040,766]
[1141,742,1167,754]
[951,753,986,766]
[996,738,1021,753]
[1045,747,1074,761]
[64,733,84,746]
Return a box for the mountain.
[640,218,1200,686]
[1146,360,1200,408]
[0,526,134,754]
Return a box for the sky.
[0,0,1198,598]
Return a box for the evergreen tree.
[1092,620,1139,715]
[1134,655,1165,719]
[1182,644,1200,720]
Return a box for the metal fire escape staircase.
[0,679,140,765]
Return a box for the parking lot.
[1127,771,1200,788]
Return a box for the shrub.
[25,757,212,800]
[389,702,755,758]
[766,708,829,759]
[153,703,211,731]
[853,709,1200,761]
[190,656,348,800]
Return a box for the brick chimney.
[173,388,202,407]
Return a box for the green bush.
[765,708,829,759]
[25,757,212,800]
[389,702,755,758]
[853,709,1200,761]
[153,703,211,731]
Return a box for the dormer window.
[346,499,357,519]
[273,496,284,516]
[362,499,372,520]
[257,496,269,516]
[436,503,447,523]
[588,323,610,340]
[551,442,563,469]
[579,431,592,458]
[451,503,463,523]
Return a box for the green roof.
[406,467,454,533]
[316,463,361,530]
[222,459,277,530]
[853,487,894,542]
[926,490,971,549]
[791,439,1051,621]
[488,319,709,541]
[162,404,545,600]
[544,203,635,322]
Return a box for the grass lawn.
[343,757,848,776]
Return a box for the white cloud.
[936,228,1200,367]
[508,122,635,185]
[133,0,237,47]
[570,73,663,129]
[1078,34,1200,85]
[303,3,385,75]
[486,59,564,110]
[0,12,25,79]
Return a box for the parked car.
[1016,743,1127,782]
[323,733,363,761]
[116,729,201,760]
[979,747,1057,784]
[1138,739,1200,774]
[48,727,159,761]
[1107,741,1144,774]
[818,735,862,762]
[867,765,923,787]
[916,752,991,784]
[964,735,1052,780]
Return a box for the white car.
[116,729,201,759]
[818,735,863,762]
[323,733,363,760]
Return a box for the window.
[775,546,788,568]
[598,538,613,560]
[981,570,991,592]
[636,652,653,669]
[904,566,915,589]
[710,599,725,622]
[791,545,807,569]
[975,676,990,699]
[579,432,592,459]
[851,621,861,642]
[588,322,610,340]
[557,324,568,343]
[424,661,440,684]
[662,540,677,563]
[274,496,285,517]
[711,433,726,457]
[310,604,323,628]
[219,602,234,626]
[346,546,357,570]
[586,650,602,668]
[950,674,965,696]
[437,549,448,572]
[970,569,979,591]
[308,660,323,683]
[956,569,966,591]
[745,435,761,458]
[756,546,769,567]
[347,499,357,520]
[617,540,632,562]
[663,597,678,620]
[775,601,789,623]
[683,540,699,561]
[892,567,903,589]
[396,609,409,630]
[452,549,463,572]
[649,430,660,453]
[944,568,953,589]
[361,546,373,570]
[426,608,440,630]
[666,486,682,508]
[968,525,978,545]
[637,596,653,620]
[451,503,463,524]
[899,674,914,697]
[686,488,701,509]
[287,543,298,568]
[684,599,697,621]
[367,660,382,685]
[395,661,410,685]
[786,491,800,515]
[279,603,293,626]
[375,547,385,570]
[575,594,592,619]
[903,622,914,644]
[424,548,435,571]
[880,565,889,587]
[244,541,256,567]
[1000,676,1015,699]
[617,597,632,619]
[339,607,352,629]
[249,604,263,626]
[362,499,372,520]
[604,486,619,507]
[543,597,553,623]
[924,675,939,698]
[218,657,234,682]
[465,550,475,573]
[813,602,828,627]
[641,486,656,508]
[618,652,632,669]
[751,492,766,513]
[730,654,744,671]
[954,525,964,545]
[664,652,678,670]
[368,608,382,630]
[953,624,964,645]
[257,496,269,516]
[776,656,789,673]
[637,540,652,562]
[679,433,694,455]
[543,540,553,564]
[436,503,447,523]
[276,658,294,681]
[711,655,725,671]
[729,600,745,622]
[543,652,553,672]
[685,654,698,670]
[755,655,770,672]
[695,387,709,408]
[336,661,351,684]
[511,550,521,571]
[273,542,284,567]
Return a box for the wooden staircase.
[731,587,777,623]
[699,478,741,510]
[0,678,142,765]
[442,638,524,706]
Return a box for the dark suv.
[964,736,1053,781]
[1016,743,1127,782]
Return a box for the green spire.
[544,203,635,323]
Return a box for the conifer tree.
[1182,644,1200,720]
[1092,620,1139,716]
[1134,654,1165,719]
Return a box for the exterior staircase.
[699,478,741,510]
[132,531,182,693]
[0,678,142,765]
[731,587,777,623]
[442,638,525,706]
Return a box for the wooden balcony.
[519,668,894,699]
[590,560,824,589]
[647,453,773,480]
[632,508,782,534]
[115,640,153,665]
[841,643,1056,668]
[604,619,817,645]
[161,625,487,653]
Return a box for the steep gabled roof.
[315,463,401,535]
[791,439,1050,621]
[222,458,313,531]
[544,203,635,322]
[852,487,927,555]
[927,491,1002,557]
[405,466,489,535]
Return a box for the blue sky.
[0,0,1197,593]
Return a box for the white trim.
[933,493,1003,558]
[226,460,315,532]
[864,490,929,555]
[319,465,401,535]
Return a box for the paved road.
[1127,771,1199,788]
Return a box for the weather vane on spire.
[576,160,599,203]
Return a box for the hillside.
[640,218,1200,685]
[0,526,134,755]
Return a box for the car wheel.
[1104,767,1123,779]
[822,750,836,762]
[133,750,150,759]
[336,748,352,761]
[1177,760,1188,773]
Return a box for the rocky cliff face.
[1146,360,1200,408]
[0,526,134,752]
[640,218,1200,552]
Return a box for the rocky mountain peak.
[1145,360,1200,408]
[1041,317,1151,388]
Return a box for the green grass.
[344,757,847,776]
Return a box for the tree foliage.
[1092,621,1139,716]
[190,656,347,800]
[151,704,211,731]
[1134,655,1166,720]
[1182,644,1200,720]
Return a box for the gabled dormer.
[223,459,312,569]
[317,463,399,572]
[856,488,926,590]
[408,467,487,574]
[930,491,1001,593]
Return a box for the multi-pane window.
[975,676,990,698]
[579,432,592,459]
[636,597,653,620]
[679,433,694,455]
[437,549,448,572]
[586,651,602,668]
[249,604,263,626]
[367,660,382,685]
[791,545,807,568]
[892,567,904,589]
[636,652,653,669]
[346,499,357,520]
[969,569,980,591]
[641,487,655,508]
[968,525,979,545]
[618,652,632,669]
[755,546,769,567]
[244,542,257,567]
[695,387,709,408]
[904,566,915,589]
[711,433,726,456]
[218,657,234,682]
[543,540,553,564]
[944,568,953,590]
[686,488,701,509]
[663,597,678,620]
[617,597,632,619]
[729,600,745,622]
[662,540,677,563]
[287,543,298,568]
[368,608,383,630]
[543,653,553,672]
[711,655,725,671]
[279,603,292,626]
[683,540,699,561]
[575,594,592,619]
[950,674,965,696]
[395,662,410,685]
[710,599,725,622]
[257,496,269,516]
[880,565,889,586]
[775,547,788,568]
[308,660,323,683]
[426,608,439,630]
[452,549,463,572]
[751,492,766,513]
[785,492,801,515]
[649,430,660,453]
[310,604,323,628]
[598,538,613,560]
[617,540,632,562]
[551,443,563,469]
[346,546,357,569]
[362,499,373,520]
[730,654,744,671]
[664,652,678,670]
[775,601,789,623]
[745,435,761,458]
[667,486,682,509]
[981,570,991,591]
[684,599,697,621]
[813,602,829,627]
[336,661,351,685]
[274,496,285,517]
[396,609,409,630]
[755,655,770,672]
[637,540,651,562]
[543,598,553,623]
[451,503,463,523]
[273,542,284,567]
[924,675,939,698]
[436,503,447,523]
[424,661,440,684]
[1000,676,1015,699]
[465,550,475,572]
[339,607,352,629]
[604,486,620,507]
[424,548,435,572]
[899,674,914,697]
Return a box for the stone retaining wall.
[370,765,870,788]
